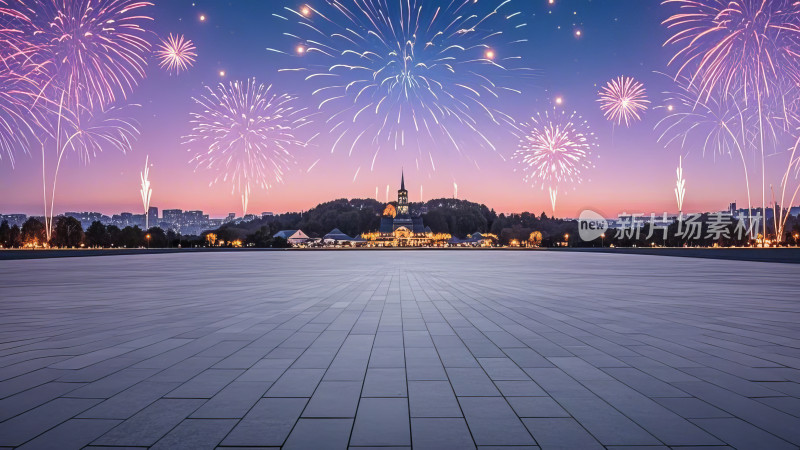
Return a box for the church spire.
[400,169,405,191]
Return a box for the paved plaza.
[0,251,799,449]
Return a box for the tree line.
[0,217,198,249]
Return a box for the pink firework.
[514,110,598,214]
[29,0,154,112]
[597,76,650,127]
[156,34,197,75]
[183,79,311,215]
[662,0,800,99]
[0,0,45,166]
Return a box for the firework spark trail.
[140,155,152,229]
[597,76,649,127]
[513,109,598,216]
[675,155,685,217]
[663,0,800,242]
[271,0,535,173]
[156,34,197,75]
[183,78,311,216]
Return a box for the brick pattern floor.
[0,251,799,449]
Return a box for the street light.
[601,233,605,248]
[794,232,799,247]
[564,233,569,247]
[145,233,151,249]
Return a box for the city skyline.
[0,1,797,220]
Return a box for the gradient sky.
[1,0,790,218]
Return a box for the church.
[365,171,433,247]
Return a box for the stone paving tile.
[410,418,475,450]
[302,380,362,418]
[522,417,603,449]
[150,418,237,450]
[350,397,411,446]
[15,418,120,450]
[0,398,100,446]
[284,418,353,450]
[408,380,462,417]
[77,380,180,419]
[91,398,204,446]
[458,397,535,446]
[190,381,270,418]
[219,397,307,446]
[1,252,800,449]
[507,396,569,418]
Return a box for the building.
[323,228,354,245]
[364,171,436,247]
[147,207,158,229]
[163,209,182,223]
[273,230,310,245]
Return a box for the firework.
[0,1,45,167]
[271,0,534,172]
[0,52,39,167]
[156,34,197,75]
[27,0,154,112]
[597,76,649,127]
[514,109,598,215]
[184,78,310,216]
[141,155,152,229]
[675,155,685,216]
[663,0,800,99]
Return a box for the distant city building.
[0,214,27,227]
[261,212,274,218]
[147,207,158,229]
[162,209,182,223]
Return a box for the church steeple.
[397,169,409,216]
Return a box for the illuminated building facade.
[365,171,436,247]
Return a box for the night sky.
[1,0,775,217]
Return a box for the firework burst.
[184,78,311,216]
[514,109,598,215]
[271,0,534,172]
[156,34,197,75]
[597,76,649,127]
[28,0,154,112]
[663,0,800,99]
